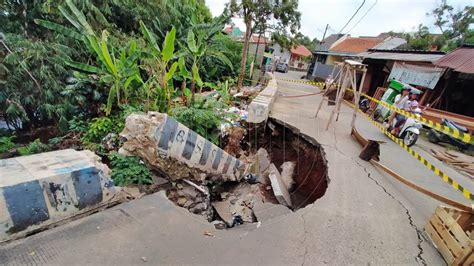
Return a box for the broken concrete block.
[0,149,117,242]
[280,161,296,191]
[257,148,271,174]
[119,112,245,182]
[190,203,206,214]
[268,163,292,208]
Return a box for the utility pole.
[321,24,328,44]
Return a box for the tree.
[229,0,301,90]
[430,0,473,42]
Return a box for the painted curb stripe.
[182,130,197,160]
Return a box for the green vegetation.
[171,96,231,145]
[109,152,153,186]
[18,139,51,156]
[0,136,15,153]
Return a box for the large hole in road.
[255,118,329,210]
[166,118,329,229]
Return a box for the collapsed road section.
[120,112,329,229]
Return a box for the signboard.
[388,62,444,89]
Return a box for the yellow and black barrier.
[275,77,325,88]
[361,93,473,145]
[278,78,472,144]
[345,100,474,202]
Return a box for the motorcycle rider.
[385,86,410,128]
[391,91,420,136]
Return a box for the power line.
[337,0,366,34]
[345,0,378,35]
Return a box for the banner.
[388,62,444,89]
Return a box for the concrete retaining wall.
[0,149,116,242]
[247,73,278,123]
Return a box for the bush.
[81,117,117,144]
[170,96,229,145]
[18,139,51,156]
[109,153,153,186]
[0,136,15,153]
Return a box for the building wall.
[248,43,267,66]
[271,43,291,64]
[326,55,343,65]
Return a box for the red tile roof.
[223,26,233,34]
[330,37,383,54]
[290,45,312,57]
[250,35,268,44]
[434,45,474,74]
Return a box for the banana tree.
[35,0,143,115]
[139,21,178,112]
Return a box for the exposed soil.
[258,118,329,209]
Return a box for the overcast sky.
[206,0,471,39]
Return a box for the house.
[223,26,244,39]
[306,33,344,80]
[289,45,312,69]
[223,26,269,67]
[429,45,474,120]
[358,49,445,102]
[307,35,403,81]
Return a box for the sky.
[206,0,472,40]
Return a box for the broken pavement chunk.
[268,163,292,208]
[119,112,246,182]
[280,161,296,191]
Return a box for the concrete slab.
[0,150,116,242]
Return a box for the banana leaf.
[34,19,83,40]
[162,27,176,62]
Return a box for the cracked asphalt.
[0,71,449,265]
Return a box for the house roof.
[291,45,312,57]
[250,34,269,44]
[372,37,407,50]
[433,45,474,74]
[315,33,345,52]
[359,49,445,63]
[330,37,383,54]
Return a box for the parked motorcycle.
[359,97,370,113]
[387,108,423,147]
[428,119,471,150]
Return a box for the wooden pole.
[350,67,367,129]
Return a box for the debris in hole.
[268,164,293,208]
[280,161,296,192]
[224,126,246,156]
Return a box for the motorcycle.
[359,97,370,113]
[428,119,471,150]
[386,108,423,147]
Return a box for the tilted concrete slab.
[247,73,278,123]
[119,112,246,182]
[0,149,116,242]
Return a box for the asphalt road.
[274,70,473,207]
[0,71,454,265]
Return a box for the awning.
[387,62,445,89]
[359,51,444,63]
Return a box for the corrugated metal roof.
[372,37,407,50]
[359,51,445,62]
[433,45,474,74]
